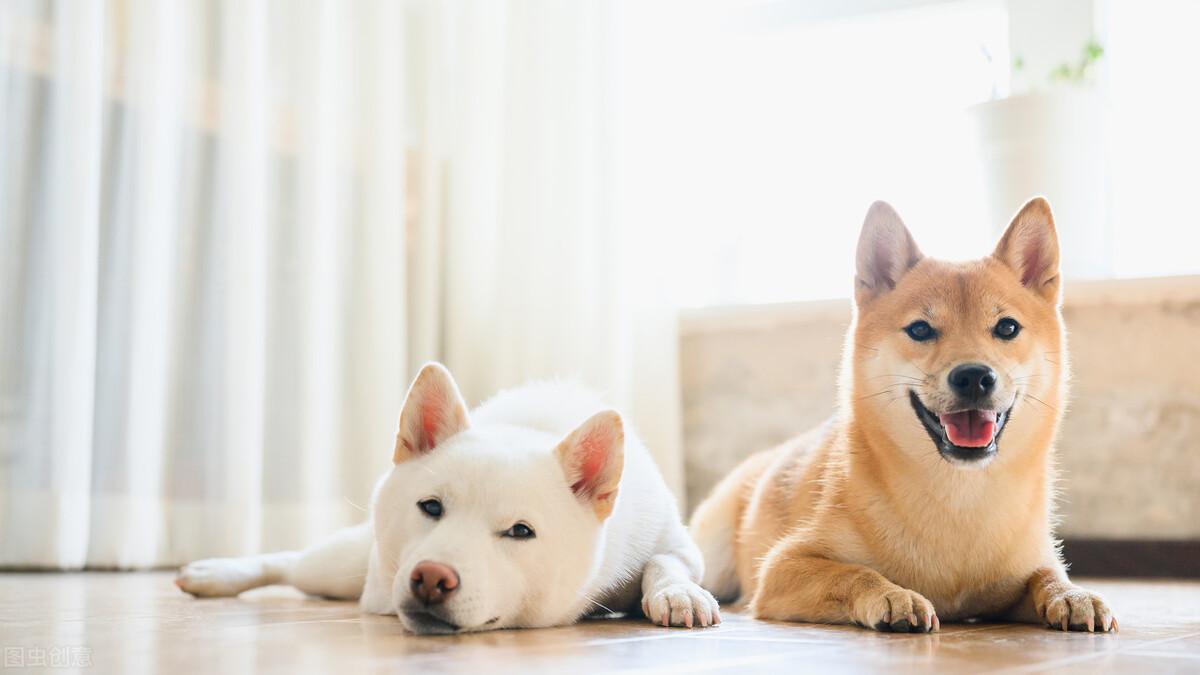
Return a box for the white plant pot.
[968,89,1110,278]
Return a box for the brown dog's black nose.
[410,561,459,605]
[948,363,997,400]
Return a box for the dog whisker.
[576,591,616,615]
[866,373,925,382]
[1022,393,1056,411]
[856,386,909,401]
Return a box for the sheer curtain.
[0,0,685,569]
[413,1,685,496]
[1,0,399,569]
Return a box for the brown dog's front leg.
[750,541,938,633]
[1008,567,1117,633]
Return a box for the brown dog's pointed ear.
[394,363,470,464]
[992,197,1061,303]
[556,410,625,520]
[855,201,923,304]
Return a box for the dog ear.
[992,197,1061,303]
[855,200,923,305]
[393,363,471,464]
[555,410,625,520]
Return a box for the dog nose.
[410,561,459,605]
[948,363,998,400]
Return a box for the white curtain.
[1,0,406,568]
[412,1,684,495]
[0,0,685,569]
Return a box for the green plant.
[1016,38,1104,86]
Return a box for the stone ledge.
[679,276,1200,539]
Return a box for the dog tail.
[688,449,776,603]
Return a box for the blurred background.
[1,0,1196,572]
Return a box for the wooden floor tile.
[0,574,1196,673]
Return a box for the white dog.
[176,363,719,634]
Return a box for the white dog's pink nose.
[410,561,459,605]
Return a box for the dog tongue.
[938,410,998,447]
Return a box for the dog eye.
[994,317,1021,340]
[904,320,936,342]
[417,498,443,519]
[502,522,536,540]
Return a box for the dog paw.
[856,587,939,633]
[642,582,721,628]
[175,558,265,597]
[1040,585,1116,633]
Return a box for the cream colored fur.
[690,198,1116,634]
[178,364,719,634]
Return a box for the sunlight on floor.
[1,573,1198,673]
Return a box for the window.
[619,2,1009,307]
[1106,0,1200,279]
[618,0,1200,308]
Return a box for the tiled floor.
[1,573,1198,673]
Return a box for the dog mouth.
[908,390,1012,464]
[399,608,461,635]
[399,609,503,635]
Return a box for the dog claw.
[643,581,721,629]
[863,587,936,634]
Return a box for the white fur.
[177,369,718,634]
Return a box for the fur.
[690,197,1116,633]
[178,364,719,634]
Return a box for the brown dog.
[689,198,1115,633]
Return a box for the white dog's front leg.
[358,544,398,616]
[640,529,721,628]
[176,551,300,597]
[177,523,372,600]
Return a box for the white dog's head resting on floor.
[372,363,625,635]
